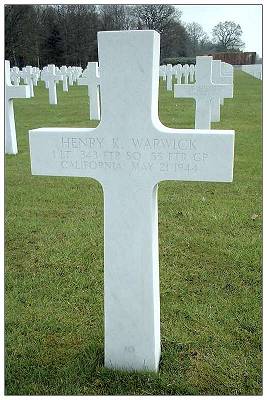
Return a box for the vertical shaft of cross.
[98,30,161,370]
[88,63,100,120]
[194,57,211,129]
[5,98,17,154]
[104,182,160,370]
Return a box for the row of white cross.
[10,63,100,118]
[6,30,235,373]
[5,55,234,155]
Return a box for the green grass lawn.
[5,71,262,395]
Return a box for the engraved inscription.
[51,136,210,174]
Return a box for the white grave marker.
[159,65,166,80]
[174,56,233,129]
[42,64,63,105]
[211,60,233,122]
[182,64,190,84]
[67,67,74,86]
[21,66,34,97]
[32,67,40,86]
[29,31,235,372]
[60,66,69,92]
[166,64,173,91]
[5,60,30,154]
[175,64,183,84]
[10,66,21,86]
[78,62,100,120]
[189,64,195,83]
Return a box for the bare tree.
[98,5,132,31]
[185,22,209,55]
[212,21,244,51]
[131,5,181,33]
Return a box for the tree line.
[5,4,245,68]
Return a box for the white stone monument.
[32,67,40,86]
[159,65,166,81]
[182,64,190,84]
[10,66,21,86]
[42,64,63,105]
[174,56,233,129]
[189,64,195,83]
[67,67,74,86]
[60,66,69,92]
[78,62,100,120]
[5,60,30,154]
[166,64,173,91]
[29,30,235,372]
[175,64,183,84]
[211,60,233,122]
[21,66,34,97]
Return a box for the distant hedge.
[161,57,196,66]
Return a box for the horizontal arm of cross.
[7,85,31,100]
[29,124,234,188]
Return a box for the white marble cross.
[10,66,21,86]
[20,66,34,97]
[211,60,233,122]
[32,67,40,86]
[220,62,234,105]
[221,62,234,81]
[159,65,166,81]
[41,67,49,89]
[175,64,183,84]
[77,62,100,120]
[5,60,30,154]
[182,64,190,84]
[189,64,195,83]
[60,66,69,92]
[166,64,173,91]
[174,56,233,129]
[29,31,235,372]
[42,64,63,105]
[67,67,74,86]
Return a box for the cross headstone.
[41,67,49,89]
[5,60,30,154]
[221,62,234,81]
[211,60,233,122]
[159,65,166,81]
[182,64,190,84]
[77,62,100,120]
[29,31,235,372]
[42,64,63,105]
[166,64,173,91]
[10,66,21,86]
[174,56,233,129]
[60,66,69,92]
[189,64,195,83]
[32,67,40,86]
[217,61,233,105]
[67,67,74,86]
[175,64,183,84]
[21,66,34,97]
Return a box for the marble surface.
[5,60,30,154]
[174,56,233,129]
[29,31,235,372]
[78,62,100,120]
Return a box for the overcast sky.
[178,5,262,56]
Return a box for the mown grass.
[5,71,262,395]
